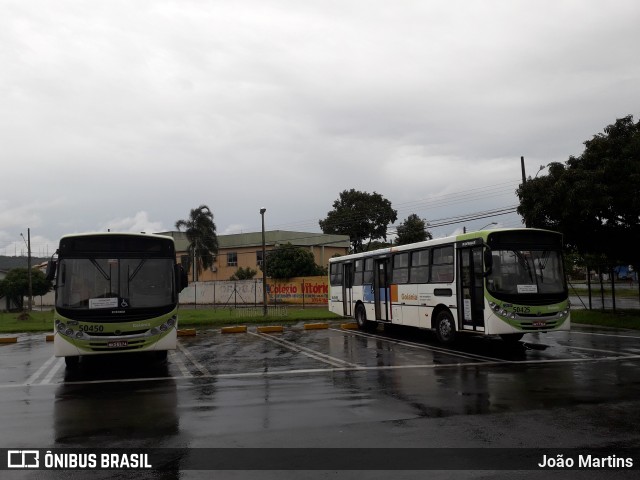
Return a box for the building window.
[227,252,238,267]
[256,250,264,267]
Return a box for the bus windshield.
[486,248,566,297]
[56,257,175,309]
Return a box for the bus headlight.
[57,322,66,332]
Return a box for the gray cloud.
[1,0,639,255]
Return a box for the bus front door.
[374,258,390,322]
[342,263,353,317]
[458,246,485,331]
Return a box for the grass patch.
[0,310,54,333]
[178,306,341,327]
[571,309,640,330]
[0,307,341,333]
[1,307,638,333]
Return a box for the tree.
[517,115,640,267]
[0,268,52,311]
[319,189,398,252]
[264,243,326,279]
[230,267,258,281]
[395,214,432,245]
[175,205,219,280]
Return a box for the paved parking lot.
[2,322,640,478]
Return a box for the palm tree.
[175,205,219,281]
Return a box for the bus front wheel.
[65,356,80,368]
[435,310,456,344]
[500,333,524,343]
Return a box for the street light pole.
[260,208,267,316]
[21,229,33,312]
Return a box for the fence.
[179,276,329,307]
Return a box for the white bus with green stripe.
[47,232,188,366]
[328,228,569,343]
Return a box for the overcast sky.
[2,0,639,257]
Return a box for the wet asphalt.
[1,321,640,479]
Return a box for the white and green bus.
[47,232,188,366]
[329,228,569,343]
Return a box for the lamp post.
[20,229,32,312]
[260,208,267,316]
[480,222,498,230]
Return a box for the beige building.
[157,230,350,281]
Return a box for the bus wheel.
[155,350,168,362]
[65,356,80,368]
[500,333,524,343]
[355,305,374,331]
[435,310,456,344]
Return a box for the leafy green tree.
[175,205,219,280]
[264,243,325,279]
[319,189,398,252]
[517,115,640,267]
[0,268,52,310]
[230,267,258,281]
[395,214,432,245]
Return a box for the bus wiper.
[90,259,111,281]
[128,259,146,281]
[514,251,534,282]
[536,251,550,283]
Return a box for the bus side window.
[392,253,409,284]
[410,249,430,283]
[330,263,343,286]
[363,258,374,284]
[431,246,454,283]
[353,259,364,286]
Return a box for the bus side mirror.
[483,248,493,277]
[175,265,189,292]
[45,260,57,282]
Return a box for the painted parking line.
[249,331,359,369]
[40,358,64,384]
[333,328,510,363]
[564,345,640,357]
[176,341,211,376]
[169,349,192,378]
[25,355,58,385]
[569,330,640,340]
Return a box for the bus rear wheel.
[434,310,456,344]
[355,304,375,331]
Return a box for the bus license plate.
[108,341,128,348]
[533,321,546,327]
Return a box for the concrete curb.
[177,329,197,337]
[303,323,329,330]
[256,325,285,333]
[221,325,248,334]
[341,322,359,330]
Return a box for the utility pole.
[260,208,267,316]
[520,156,529,228]
[21,229,33,311]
